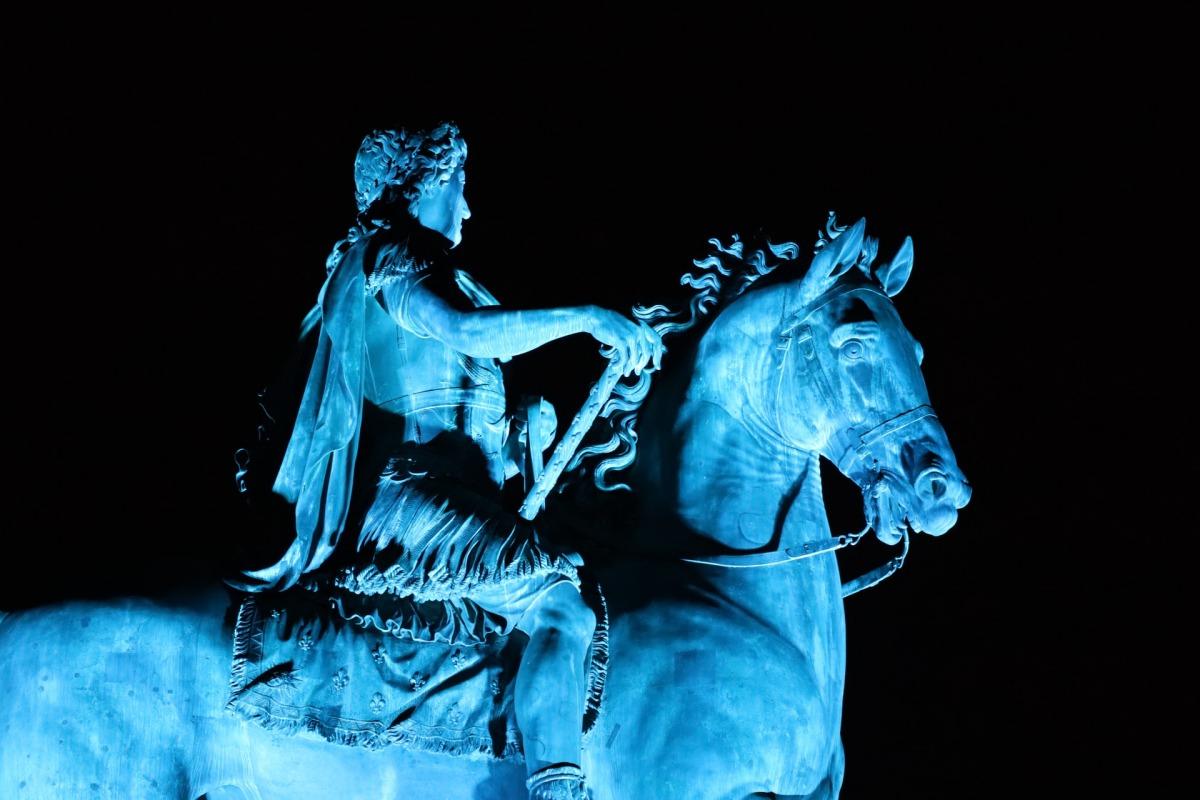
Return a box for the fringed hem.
[343,469,585,602]
[228,594,261,704]
[333,594,507,647]
[334,550,581,601]
[581,579,609,737]
[224,696,524,760]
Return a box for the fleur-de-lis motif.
[489,678,502,697]
[370,642,386,665]
[298,631,314,652]
[369,692,386,713]
[451,649,466,669]
[409,672,428,691]
[332,667,350,692]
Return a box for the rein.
[677,488,912,598]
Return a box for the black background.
[6,15,1180,798]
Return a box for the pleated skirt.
[330,459,584,646]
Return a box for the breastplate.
[361,293,508,485]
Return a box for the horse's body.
[0,219,969,799]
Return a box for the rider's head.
[353,123,468,225]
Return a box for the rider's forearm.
[428,305,597,359]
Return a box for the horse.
[0,216,970,799]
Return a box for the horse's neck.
[629,389,844,649]
[670,396,830,553]
[630,322,827,550]
[611,298,845,647]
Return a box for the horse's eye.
[841,340,865,360]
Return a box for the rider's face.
[417,167,471,247]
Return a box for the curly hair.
[354,123,468,216]
[310,123,467,283]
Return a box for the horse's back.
[0,591,531,800]
[0,590,241,799]
[236,722,528,800]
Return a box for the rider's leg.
[513,580,596,785]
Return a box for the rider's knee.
[524,582,595,644]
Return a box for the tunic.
[244,219,582,645]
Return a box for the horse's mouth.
[875,508,909,545]
[881,494,960,542]
[867,475,910,545]
[867,467,966,543]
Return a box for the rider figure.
[240,124,663,800]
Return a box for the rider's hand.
[585,307,666,377]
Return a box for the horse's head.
[755,217,971,544]
[576,215,970,553]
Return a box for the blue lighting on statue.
[0,121,969,798]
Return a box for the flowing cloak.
[236,234,371,591]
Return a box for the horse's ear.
[877,236,914,297]
[802,217,866,300]
[830,218,866,280]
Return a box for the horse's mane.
[563,212,873,493]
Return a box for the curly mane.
[563,212,883,493]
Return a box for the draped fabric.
[235,239,370,591]
[227,222,608,758]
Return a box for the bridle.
[679,282,933,598]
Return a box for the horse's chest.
[602,598,843,791]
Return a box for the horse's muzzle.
[910,466,971,536]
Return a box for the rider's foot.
[526,763,589,800]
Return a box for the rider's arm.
[404,279,593,358]
[379,269,663,373]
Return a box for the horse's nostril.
[916,469,949,501]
